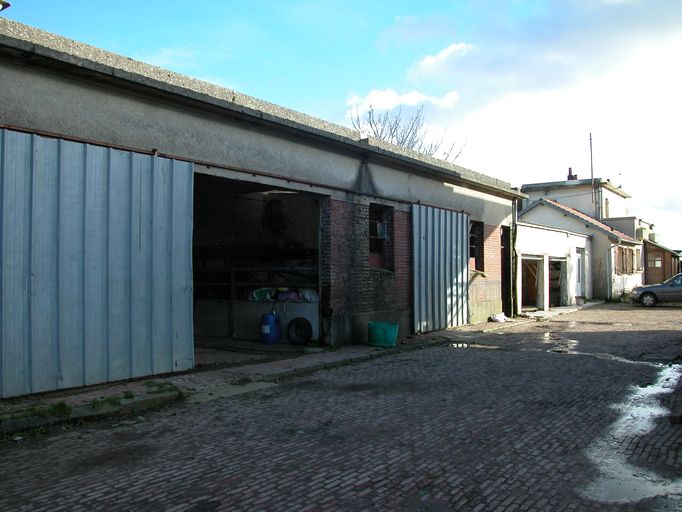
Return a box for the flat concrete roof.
[0,18,524,200]
[521,178,631,199]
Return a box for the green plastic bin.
[368,321,399,348]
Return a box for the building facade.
[519,199,642,301]
[0,20,521,397]
[515,222,592,312]
[521,170,631,221]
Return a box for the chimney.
[567,167,578,181]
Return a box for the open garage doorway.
[192,172,322,364]
[549,259,568,307]
[521,258,540,310]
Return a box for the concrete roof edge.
[521,178,631,198]
[0,18,522,199]
[601,181,631,198]
[361,136,525,198]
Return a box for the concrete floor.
[194,337,322,368]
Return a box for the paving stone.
[1,304,681,511]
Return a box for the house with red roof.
[514,220,592,312]
[519,194,644,305]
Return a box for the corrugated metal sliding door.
[0,129,194,398]
[412,204,469,333]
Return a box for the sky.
[3,0,682,248]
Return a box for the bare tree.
[350,104,464,162]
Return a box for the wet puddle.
[582,364,682,504]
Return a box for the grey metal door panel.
[0,129,194,398]
[412,204,469,333]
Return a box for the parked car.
[632,273,682,306]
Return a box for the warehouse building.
[0,19,522,397]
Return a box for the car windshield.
[663,274,682,285]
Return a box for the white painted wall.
[515,223,592,312]
[600,187,629,218]
[524,184,597,217]
[609,244,644,298]
[519,205,642,299]
[523,182,629,219]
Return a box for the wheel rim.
[641,294,655,306]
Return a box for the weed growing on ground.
[103,396,121,407]
[48,401,72,418]
[143,381,178,395]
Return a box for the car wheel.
[640,292,657,307]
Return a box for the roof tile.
[542,198,637,242]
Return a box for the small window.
[648,254,662,268]
[469,221,484,271]
[636,249,642,271]
[369,203,393,269]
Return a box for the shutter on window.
[615,247,622,274]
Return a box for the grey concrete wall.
[0,59,512,225]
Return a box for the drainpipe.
[511,197,519,317]
[606,244,613,300]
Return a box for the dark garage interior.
[192,172,322,356]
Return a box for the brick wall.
[320,198,412,346]
[469,223,504,323]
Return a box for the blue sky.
[4,0,682,247]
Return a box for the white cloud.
[445,33,682,248]
[411,43,474,78]
[347,89,459,113]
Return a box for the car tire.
[640,292,657,307]
[287,317,313,345]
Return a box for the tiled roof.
[644,238,681,256]
[540,198,638,243]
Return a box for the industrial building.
[0,19,522,397]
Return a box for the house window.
[615,246,636,275]
[469,221,484,271]
[369,203,393,269]
[629,249,635,274]
[648,254,662,268]
[636,249,642,271]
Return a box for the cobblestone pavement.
[1,304,681,511]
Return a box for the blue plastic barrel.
[261,313,281,344]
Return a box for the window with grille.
[469,221,484,271]
[369,203,393,269]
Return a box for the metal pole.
[590,133,595,205]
